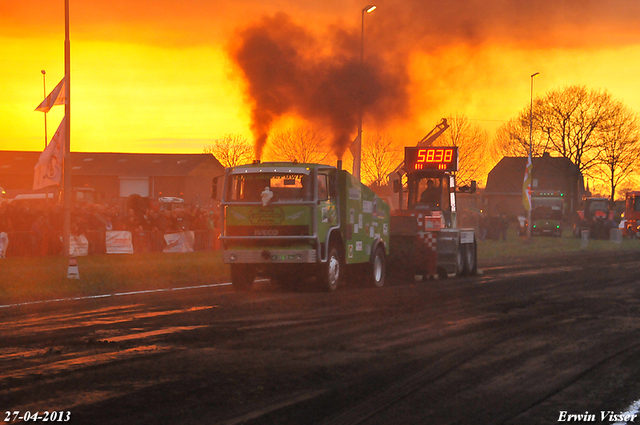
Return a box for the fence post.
[581,230,589,248]
[610,228,623,244]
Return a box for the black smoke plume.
[230,12,409,160]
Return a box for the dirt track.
[3,250,640,424]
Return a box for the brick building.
[0,151,225,207]
[484,153,585,218]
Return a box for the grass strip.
[477,229,640,262]
[1,230,639,305]
[0,251,229,305]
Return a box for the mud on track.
[2,250,640,424]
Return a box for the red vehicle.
[623,191,640,238]
[573,197,614,239]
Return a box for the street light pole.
[361,5,376,62]
[354,4,376,181]
[527,72,539,240]
[41,70,47,149]
[62,0,71,257]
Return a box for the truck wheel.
[437,267,448,280]
[320,246,342,292]
[462,242,477,276]
[455,242,464,277]
[231,264,255,292]
[369,246,386,288]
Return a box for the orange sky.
[2,0,640,158]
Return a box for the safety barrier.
[1,230,220,258]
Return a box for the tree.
[361,133,403,187]
[494,85,640,197]
[493,117,549,160]
[263,127,331,163]
[592,102,640,201]
[435,114,490,186]
[534,85,616,174]
[203,134,253,168]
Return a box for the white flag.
[522,155,532,212]
[33,116,66,190]
[35,78,67,113]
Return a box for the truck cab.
[623,191,640,238]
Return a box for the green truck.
[530,191,564,237]
[217,145,477,292]
[218,161,389,291]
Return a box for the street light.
[361,5,376,63]
[41,70,47,149]
[527,72,539,240]
[354,4,376,181]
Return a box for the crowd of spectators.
[0,200,220,256]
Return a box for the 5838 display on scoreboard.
[404,147,459,171]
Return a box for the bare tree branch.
[592,102,640,201]
[361,133,403,187]
[435,114,490,186]
[203,134,254,168]
[263,127,332,163]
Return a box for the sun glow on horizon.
[3,1,640,162]
[1,36,250,153]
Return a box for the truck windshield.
[407,176,444,210]
[532,205,562,220]
[226,173,312,202]
[532,198,562,218]
[588,200,608,215]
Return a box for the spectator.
[173,208,189,232]
[478,212,487,241]
[30,215,51,256]
[0,198,220,256]
[499,214,508,241]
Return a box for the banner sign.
[163,231,194,253]
[69,234,89,256]
[105,231,134,254]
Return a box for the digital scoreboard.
[405,147,459,172]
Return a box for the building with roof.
[484,153,585,218]
[0,151,225,207]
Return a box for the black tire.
[462,242,477,276]
[455,242,464,277]
[437,266,448,280]
[231,264,255,292]
[369,246,386,288]
[320,246,342,292]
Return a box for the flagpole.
[41,70,48,149]
[62,0,71,257]
[527,72,539,240]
